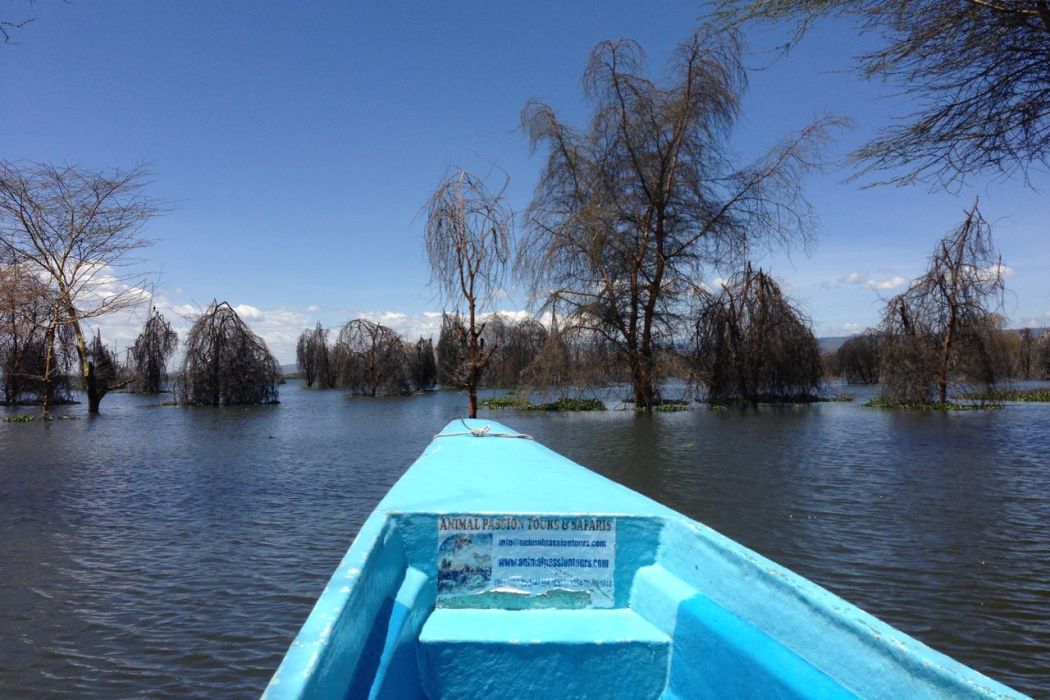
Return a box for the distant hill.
[817,336,850,353]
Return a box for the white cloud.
[841,322,862,334]
[989,263,1016,279]
[965,262,1015,283]
[868,275,906,290]
[233,304,264,320]
[837,272,907,291]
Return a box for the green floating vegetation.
[863,396,998,411]
[479,395,606,412]
[651,400,690,413]
[528,397,606,412]
[1,414,77,422]
[958,389,1050,403]
[478,395,521,409]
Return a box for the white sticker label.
[436,515,616,608]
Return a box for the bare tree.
[86,329,123,392]
[425,170,512,417]
[836,330,883,385]
[521,26,839,410]
[718,0,1050,188]
[1017,328,1037,380]
[436,312,467,388]
[333,319,410,397]
[408,336,437,392]
[175,301,280,406]
[0,260,74,410]
[1038,333,1050,379]
[296,322,333,389]
[520,322,623,400]
[0,161,160,413]
[693,264,823,402]
[489,318,548,388]
[878,203,1007,406]
[128,308,178,394]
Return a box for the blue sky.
[3,1,1046,362]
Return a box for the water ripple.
[1,386,1047,697]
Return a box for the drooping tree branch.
[175,301,280,406]
[718,0,1050,188]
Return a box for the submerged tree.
[175,301,280,406]
[0,265,74,411]
[520,322,623,399]
[0,161,160,413]
[436,313,467,388]
[408,336,437,392]
[128,309,178,393]
[718,0,1050,187]
[521,26,839,409]
[425,170,512,418]
[836,330,883,385]
[1016,328,1037,380]
[85,330,124,398]
[878,204,1007,406]
[296,322,333,389]
[1,260,46,403]
[693,265,823,402]
[334,319,410,396]
[487,318,549,388]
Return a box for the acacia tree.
[296,322,333,389]
[334,319,410,396]
[693,265,823,402]
[521,26,838,410]
[878,204,1007,406]
[128,309,177,393]
[0,161,159,413]
[175,301,280,406]
[719,0,1050,187]
[425,171,512,417]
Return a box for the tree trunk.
[66,312,109,414]
[630,353,656,410]
[86,360,103,414]
[41,321,56,421]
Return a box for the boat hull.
[263,420,1026,699]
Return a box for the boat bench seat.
[418,608,671,699]
[631,564,856,699]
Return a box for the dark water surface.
[2,383,1048,697]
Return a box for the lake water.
[1,382,1048,698]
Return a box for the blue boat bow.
[263,419,1026,699]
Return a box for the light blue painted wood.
[263,419,1029,700]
